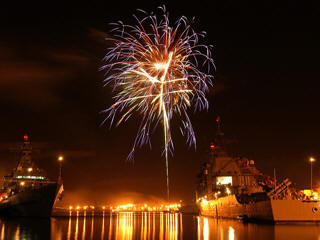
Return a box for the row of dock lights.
[69,205,96,210]
[67,203,181,213]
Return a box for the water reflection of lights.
[50,212,183,240]
[164,213,179,240]
[101,215,104,240]
[140,212,147,239]
[3,210,184,239]
[108,213,113,239]
[113,212,182,240]
[67,217,71,240]
[6,213,320,240]
[197,216,200,240]
[160,212,164,240]
[90,217,94,240]
[197,216,209,240]
[179,213,183,240]
[81,217,86,240]
[75,216,79,240]
[153,213,156,239]
[196,217,241,240]
[0,222,5,240]
[203,218,209,240]
[14,225,20,240]
[116,212,133,240]
[228,226,235,240]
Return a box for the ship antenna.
[210,116,227,157]
[16,134,33,170]
[216,116,224,137]
[210,116,224,151]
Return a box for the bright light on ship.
[216,176,232,186]
[201,199,208,204]
[313,192,319,200]
[27,168,33,172]
[16,176,45,180]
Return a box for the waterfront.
[1,213,320,240]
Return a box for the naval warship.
[0,135,63,217]
[196,117,320,222]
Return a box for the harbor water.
[1,213,320,240]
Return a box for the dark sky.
[0,1,319,205]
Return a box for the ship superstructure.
[196,118,320,222]
[0,135,62,217]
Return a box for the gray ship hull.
[199,194,320,222]
[0,183,59,217]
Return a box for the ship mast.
[210,116,228,162]
[16,134,34,171]
[205,116,227,199]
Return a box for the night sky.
[1,1,319,205]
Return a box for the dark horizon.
[1,0,319,205]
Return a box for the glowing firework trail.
[101,6,214,200]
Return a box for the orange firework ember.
[101,6,214,200]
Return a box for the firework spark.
[101,6,214,200]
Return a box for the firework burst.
[101,6,214,200]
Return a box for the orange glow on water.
[74,216,79,240]
[203,217,209,240]
[2,212,184,240]
[67,217,71,240]
[81,217,86,240]
[101,215,105,240]
[229,226,235,240]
